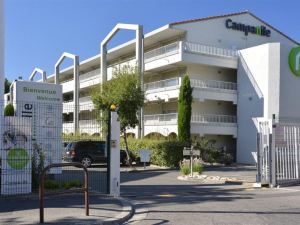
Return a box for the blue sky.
[5,0,299,81]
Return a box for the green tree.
[178,75,193,143]
[4,78,11,94]
[92,66,144,164]
[4,103,14,116]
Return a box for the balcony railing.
[144,77,180,91]
[144,113,237,125]
[191,114,237,124]
[79,96,92,104]
[60,69,100,84]
[144,42,180,63]
[190,79,237,91]
[144,113,178,125]
[183,42,238,58]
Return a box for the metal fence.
[0,101,108,197]
[257,117,300,186]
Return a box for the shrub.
[180,165,190,175]
[193,162,203,174]
[63,180,82,189]
[4,104,14,116]
[180,159,190,175]
[44,179,60,189]
[223,153,234,165]
[120,138,187,167]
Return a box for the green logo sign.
[7,148,30,170]
[289,46,300,77]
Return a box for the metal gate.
[0,101,108,197]
[257,117,300,187]
[257,121,271,185]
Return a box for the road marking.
[157,194,176,197]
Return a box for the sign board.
[139,149,151,163]
[12,81,62,174]
[183,149,200,156]
[1,117,32,195]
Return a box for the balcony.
[191,114,237,137]
[143,113,237,137]
[144,77,237,103]
[63,97,94,113]
[144,41,238,71]
[61,69,101,93]
[63,120,100,135]
[190,79,237,104]
[144,77,180,102]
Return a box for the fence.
[0,100,108,197]
[257,116,300,187]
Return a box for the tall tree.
[92,66,144,163]
[4,78,11,94]
[178,75,193,143]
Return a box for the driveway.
[121,166,300,225]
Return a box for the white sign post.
[139,149,151,170]
[183,146,200,177]
[110,111,120,197]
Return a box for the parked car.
[63,140,132,167]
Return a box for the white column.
[0,0,4,106]
[0,0,4,195]
[110,111,120,197]
[74,56,79,133]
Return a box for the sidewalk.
[0,193,133,225]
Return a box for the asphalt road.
[120,168,300,225]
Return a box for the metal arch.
[29,68,47,82]
[55,52,80,133]
[100,23,144,138]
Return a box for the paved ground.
[121,166,300,225]
[0,193,132,225]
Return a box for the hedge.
[120,138,187,167]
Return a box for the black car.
[63,140,130,167]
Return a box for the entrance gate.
[257,116,300,186]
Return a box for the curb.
[102,197,135,225]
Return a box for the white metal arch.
[29,68,47,82]
[100,23,144,137]
[55,52,80,133]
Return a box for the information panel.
[1,117,32,195]
[13,81,63,174]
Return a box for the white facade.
[11,11,299,164]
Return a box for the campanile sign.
[225,18,271,37]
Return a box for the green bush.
[4,104,14,116]
[193,163,203,173]
[180,165,190,175]
[63,180,82,189]
[120,138,187,167]
[44,179,60,189]
[223,153,234,165]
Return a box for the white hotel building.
[9,11,300,164]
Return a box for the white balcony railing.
[191,114,237,124]
[183,42,238,58]
[190,79,237,91]
[144,42,180,63]
[144,77,180,91]
[60,69,100,84]
[79,96,92,104]
[144,113,237,125]
[144,113,178,125]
